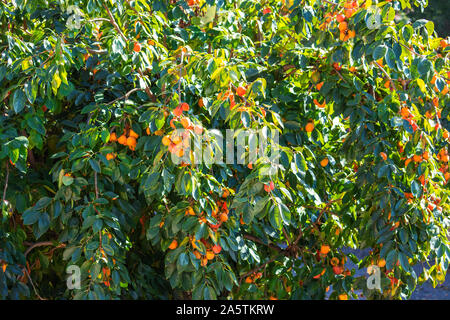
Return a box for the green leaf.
[62,175,74,186]
[386,249,398,270]
[373,45,387,60]
[38,212,50,235]
[402,25,413,43]
[13,89,26,113]
[277,202,291,225]
[22,209,40,225]
[51,71,62,95]
[63,247,77,261]
[411,180,422,198]
[398,252,410,271]
[89,159,101,173]
[27,116,46,135]
[101,129,110,143]
[418,58,433,76]
[177,252,189,268]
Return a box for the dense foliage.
[1,0,450,300]
[406,0,450,37]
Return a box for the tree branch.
[103,2,154,101]
[373,61,395,91]
[178,51,185,104]
[282,227,291,246]
[103,2,127,43]
[239,255,279,285]
[94,171,99,199]
[106,88,144,105]
[24,241,66,257]
[2,162,9,207]
[242,233,285,254]
[24,267,46,300]
[94,172,102,251]
[86,47,108,55]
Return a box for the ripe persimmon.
[236,86,247,97]
[320,244,330,255]
[173,107,183,117]
[305,122,314,132]
[413,154,422,163]
[206,251,215,260]
[118,134,127,145]
[133,42,141,52]
[129,129,139,139]
[126,136,137,148]
[313,99,326,108]
[168,240,178,250]
[175,148,184,157]
[180,117,190,129]
[162,135,171,146]
[180,102,190,111]
[193,125,203,135]
[219,212,228,222]
[330,257,340,266]
[338,21,348,32]
[193,251,201,259]
[333,265,343,275]
[110,132,117,142]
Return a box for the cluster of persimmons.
[166,190,232,267]
[108,127,139,157]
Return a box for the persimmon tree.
[1,0,450,300]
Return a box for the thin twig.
[321,0,338,7]
[103,2,127,43]
[373,61,395,91]
[106,88,144,105]
[2,162,9,207]
[137,69,154,100]
[24,241,61,257]
[124,0,151,33]
[335,68,349,84]
[282,227,291,246]
[86,48,108,55]
[24,267,45,300]
[239,255,279,285]
[94,171,99,199]
[178,51,184,104]
[89,18,110,23]
[94,172,102,250]
[103,1,154,101]
[293,228,303,246]
[398,42,425,58]
[242,233,285,254]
